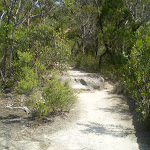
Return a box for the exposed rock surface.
[60,67,104,91]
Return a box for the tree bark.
[75,41,81,56]
[81,25,85,54]
[71,41,76,54]
[95,38,98,58]
[3,11,10,86]
[97,15,112,67]
[9,29,15,76]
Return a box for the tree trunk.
[75,41,81,56]
[71,41,76,54]
[81,25,85,54]
[95,38,98,58]
[9,29,15,76]
[99,48,109,67]
[0,55,5,84]
[3,24,9,85]
[3,50,7,85]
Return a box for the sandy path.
[42,68,140,150]
[45,88,139,150]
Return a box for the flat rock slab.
[10,141,41,150]
[61,67,104,91]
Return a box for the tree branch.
[16,0,23,15]
[30,14,41,18]
[0,69,5,83]
[15,5,34,28]
[4,0,10,14]
[0,55,4,64]
[0,10,6,29]
[133,13,150,32]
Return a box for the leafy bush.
[16,68,38,95]
[72,54,100,72]
[16,24,70,71]
[15,51,38,95]
[30,74,76,117]
[123,26,150,122]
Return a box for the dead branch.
[5,105,30,114]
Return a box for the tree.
[0,0,57,87]
[124,24,150,122]
[0,0,34,86]
[62,0,98,56]
[94,0,150,67]
[124,0,150,31]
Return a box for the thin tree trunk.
[71,41,76,54]
[95,38,98,58]
[81,39,84,54]
[99,47,109,67]
[28,15,30,25]
[98,16,111,67]
[81,25,85,54]
[9,28,15,76]
[0,69,5,84]
[3,51,7,85]
[75,41,81,56]
[3,26,9,85]
[0,55,5,84]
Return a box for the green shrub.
[30,74,76,117]
[72,54,99,72]
[16,24,71,72]
[15,51,38,95]
[123,26,150,122]
[16,68,38,95]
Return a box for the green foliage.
[71,54,100,72]
[35,61,45,78]
[16,68,38,95]
[30,74,76,117]
[17,51,32,63]
[123,26,150,122]
[99,0,134,56]
[66,27,79,40]
[15,24,70,71]
[62,0,75,6]
[15,51,38,95]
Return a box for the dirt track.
[0,68,150,150]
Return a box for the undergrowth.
[27,74,76,118]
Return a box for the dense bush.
[71,54,100,72]
[12,23,70,94]
[15,51,38,95]
[15,24,70,71]
[29,74,76,117]
[123,26,150,122]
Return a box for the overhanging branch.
[133,13,150,32]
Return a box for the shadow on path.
[125,96,150,150]
[78,122,135,138]
[79,88,150,150]
[110,89,150,150]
